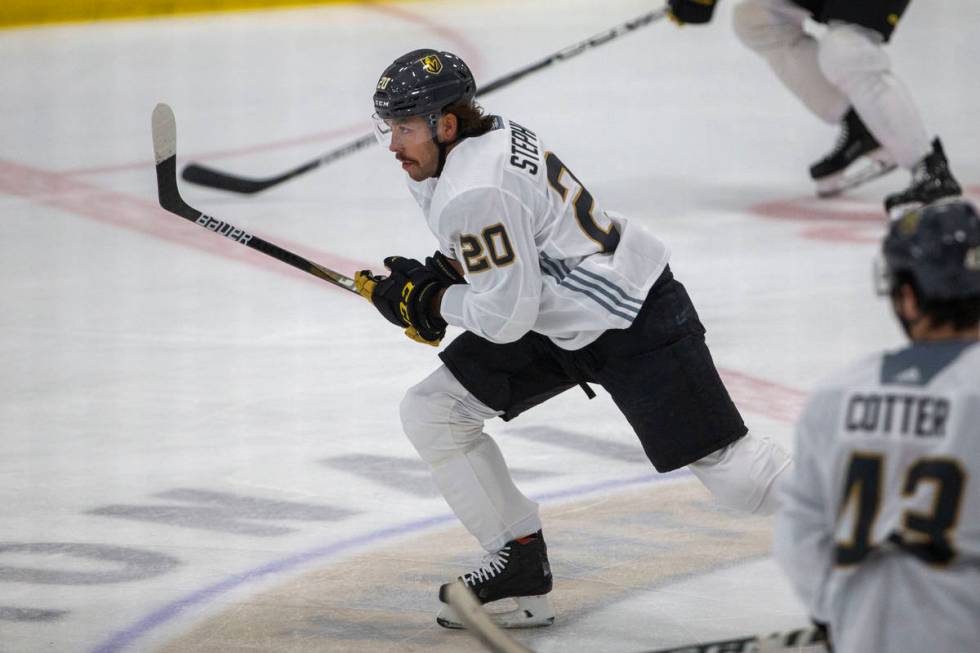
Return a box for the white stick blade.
[152,103,177,164]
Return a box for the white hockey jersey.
[407,117,669,350]
[774,340,980,653]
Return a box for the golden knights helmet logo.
[420,54,443,75]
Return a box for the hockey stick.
[443,581,534,653]
[179,5,669,194]
[152,103,358,294]
[643,626,828,653]
[446,578,827,653]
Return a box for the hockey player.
[774,198,980,653]
[356,49,791,629]
[666,0,962,212]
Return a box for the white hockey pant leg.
[400,366,541,553]
[688,431,792,515]
[733,0,848,123]
[817,23,931,168]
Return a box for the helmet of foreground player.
[372,49,476,146]
[879,198,980,300]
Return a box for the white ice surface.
[1,1,978,651]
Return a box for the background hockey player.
[667,0,962,212]
[355,49,792,630]
[774,198,980,652]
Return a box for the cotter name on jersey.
[508,120,540,175]
[196,214,253,244]
[844,392,950,438]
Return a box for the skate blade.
[437,595,555,630]
[815,154,898,198]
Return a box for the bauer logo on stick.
[421,54,443,74]
[195,213,253,244]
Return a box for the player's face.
[373,115,439,181]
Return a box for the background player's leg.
[401,365,541,552]
[817,22,930,170]
[733,0,848,123]
[734,0,900,195]
[815,2,962,209]
[688,432,792,515]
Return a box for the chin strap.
[425,113,447,177]
[427,112,462,178]
[434,138,450,177]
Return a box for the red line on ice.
[0,159,371,285]
[62,2,485,179]
[359,1,485,76]
[719,368,807,423]
[59,123,370,177]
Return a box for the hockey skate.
[810,108,897,198]
[436,530,555,630]
[884,138,962,219]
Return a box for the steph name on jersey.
[509,121,540,175]
[844,392,949,438]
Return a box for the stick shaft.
[156,152,357,293]
[477,7,666,96]
[181,134,374,194]
[180,6,668,194]
[445,567,825,653]
[644,627,827,652]
[444,581,534,653]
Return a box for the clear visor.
[372,113,435,148]
[872,253,892,296]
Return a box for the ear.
[896,283,921,322]
[437,112,458,143]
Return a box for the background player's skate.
[437,531,555,630]
[884,138,962,217]
[810,108,896,198]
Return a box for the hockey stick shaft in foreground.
[152,103,358,294]
[180,5,669,194]
[643,626,827,653]
[444,581,534,653]
[445,579,826,653]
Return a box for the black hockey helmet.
[880,198,980,300]
[373,49,476,125]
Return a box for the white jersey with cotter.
[775,340,980,653]
[408,117,669,350]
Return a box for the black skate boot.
[436,530,555,629]
[884,138,962,218]
[810,108,897,198]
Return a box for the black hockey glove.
[354,256,448,346]
[425,250,466,285]
[667,0,718,25]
